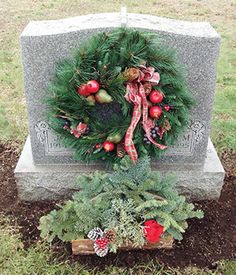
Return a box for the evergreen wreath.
[47,28,194,164]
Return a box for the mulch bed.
[0,142,235,269]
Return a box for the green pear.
[95,89,113,103]
[107,133,123,144]
[86,95,96,106]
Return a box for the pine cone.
[163,120,171,131]
[143,83,152,95]
[94,242,109,257]
[117,143,126,158]
[87,227,103,241]
[123,68,140,81]
[104,229,116,242]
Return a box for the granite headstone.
[15,10,225,201]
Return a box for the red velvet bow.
[143,219,164,243]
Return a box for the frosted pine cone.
[94,242,109,257]
[87,227,103,241]
[94,237,109,257]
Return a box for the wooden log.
[71,236,173,255]
[72,239,95,255]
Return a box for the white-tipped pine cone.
[87,227,103,241]
[94,242,109,257]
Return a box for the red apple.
[149,106,162,119]
[77,84,90,97]
[86,80,100,94]
[103,140,115,152]
[149,90,163,104]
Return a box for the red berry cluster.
[95,237,109,249]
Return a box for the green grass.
[0,216,235,275]
[212,38,236,151]
[0,0,235,150]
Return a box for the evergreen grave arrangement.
[39,157,203,257]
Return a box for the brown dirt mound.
[0,143,235,269]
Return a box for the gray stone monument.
[15,9,225,201]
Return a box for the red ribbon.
[124,66,167,163]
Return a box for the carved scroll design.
[163,120,206,156]
[35,121,49,144]
[190,121,206,144]
[34,121,73,156]
[34,120,206,157]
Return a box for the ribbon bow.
[124,66,167,163]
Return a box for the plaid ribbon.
[124,66,167,163]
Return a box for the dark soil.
[0,143,235,269]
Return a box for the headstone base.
[15,137,225,201]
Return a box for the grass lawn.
[0,216,235,275]
[0,0,235,274]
